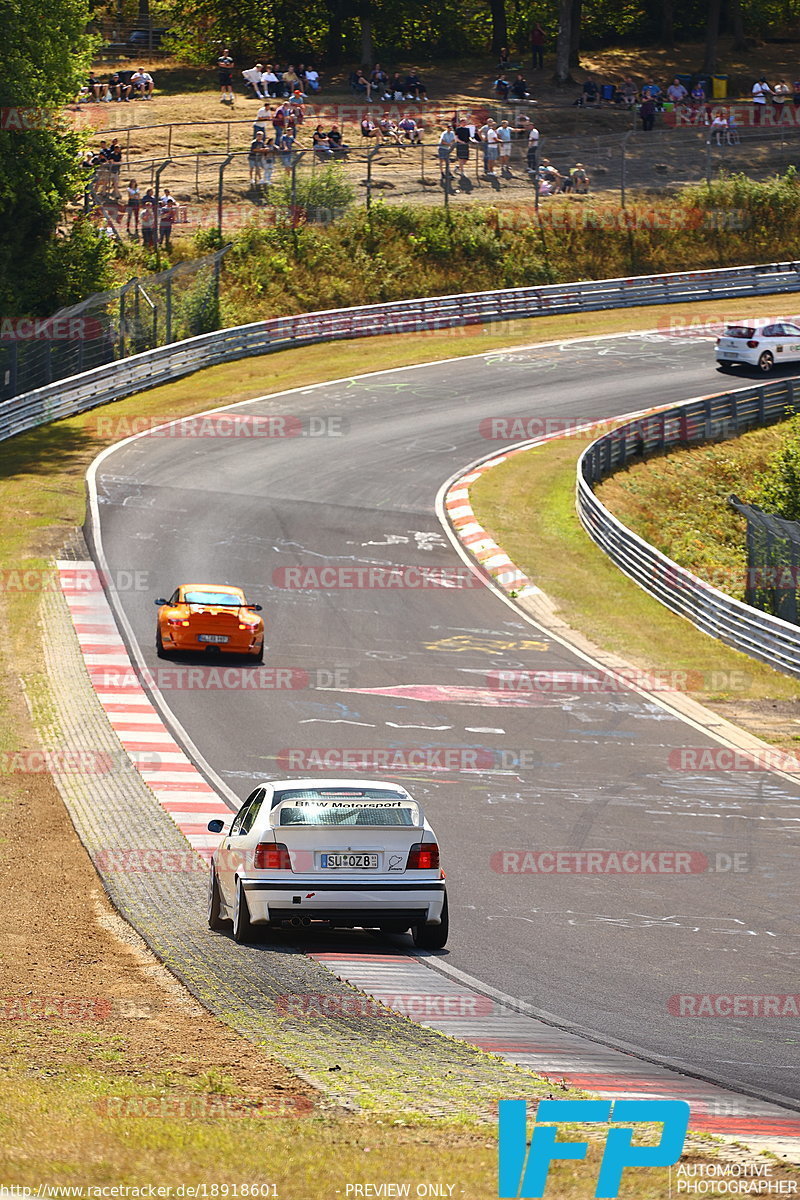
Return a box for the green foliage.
[0,0,112,319]
[272,164,356,223]
[748,412,800,521]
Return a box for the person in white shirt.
[261,66,280,98]
[130,68,154,98]
[497,119,513,173]
[752,76,771,123]
[242,64,266,98]
[253,102,271,136]
[480,119,499,174]
[526,124,539,171]
[305,67,320,93]
[710,112,728,144]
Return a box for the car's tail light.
[747,341,759,348]
[407,842,440,870]
[168,618,189,626]
[255,842,291,869]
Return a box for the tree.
[728,0,748,53]
[489,0,508,54]
[0,0,112,319]
[554,0,573,84]
[569,0,581,69]
[702,0,722,73]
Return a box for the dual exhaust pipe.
[288,916,311,927]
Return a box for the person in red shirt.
[531,23,545,70]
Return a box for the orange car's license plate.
[198,634,229,643]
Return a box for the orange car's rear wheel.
[253,641,264,663]
[156,628,169,658]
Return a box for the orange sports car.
[155,584,265,661]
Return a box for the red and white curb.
[58,561,232,857]
[310,950,800,1144]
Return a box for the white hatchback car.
[207,779,448,948]
[716,319,800,373]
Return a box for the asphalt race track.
[89,330,800,1106]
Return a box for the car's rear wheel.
[253,641,264,663]
[232,879,254,943]
[207,866,227,930]
[758,351,774,373]
[156,628,168,658]
[411,891,448,950]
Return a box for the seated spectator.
[510,72,530,100]
[494,75,510,101]
[690,80,707,107]
[360,116,381,141]
[81,72,104,101]
[709,111,728,144]
[619,77,637,107]
[398,114,421,144]
[242,63,266,98]
[288,87,306,121]
[282,65,300,93]
[109,72,132,102]
[352,69,373,99]
[667,77,688,104]
[641,79,662,107]
[305,66,320,93]
[327,124,349,157]
[378,112,404,145]
[581,77,599,106]
[295,63,308,85]
[497,45,510,72]
[130,68,154,98]
[390,72,405,100]
[539,158,564,191]
[371,63,390,97]
[261,65,281,97]
[312,124,332,159]
[570,162,590,192]
[405,70,428,100]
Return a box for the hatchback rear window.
[723,326,755,339]
[183,590,243,606]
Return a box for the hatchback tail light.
[255,842,291,869]
[407,842,440,870]
[747,341,759,348]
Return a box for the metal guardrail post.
[218,153,235,238]
[153,159,172,270]
[365,145,380,210]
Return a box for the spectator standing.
[773,79,790,114]
[249,130,268,184]
[526,123,539,172]
[159,197,176,247]
[639,95,656,131]
[497,119,513,173]
[140,189,156,247]
[531,23,545,69]
[277,127,295,171]
[218,48,235,104]
[667,78,688,104]
[752,76,770,123]
[480,118,499,175]
[253,101,271,137]
[125,179,140,236]
[108,139,122,197]
[437,124,456,175]
[454,118,472,173]
[570,162,589,192]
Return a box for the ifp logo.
[498,1099,690,1198]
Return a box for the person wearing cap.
[242,63,266,98]
[570,162,589,192]
[497,119,513,173]
[479,117,499,175]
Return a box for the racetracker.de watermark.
[486,668,750,693]
[0,106,60,131]
[275,992,494,1019]
[272,565,482,589]
[668,747,800,773]
[0,316,103,340]
[668,994,800,1017]
[96,1095,314,1119]
[275,747,497,772]
[0,749,114,774]
[3,567,150,593]
[490,850,750,873]
[90,666,350,690]
[94,414,348,439]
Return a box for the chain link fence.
[728,495,800,623]
[0,248,229,401]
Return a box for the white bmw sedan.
[716,319,800,373]
[207,779,448,948]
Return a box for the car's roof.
[178,583,247,596]
[726,318,797,329]
[260,778,414,794]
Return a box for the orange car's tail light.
[255,842,291,870]
[168,618,189,627]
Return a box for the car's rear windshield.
[183,591,243,606]
[723,326,755,339]
[278,804,417,826]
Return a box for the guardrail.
[4,260,800,447]
[577,379,800,678]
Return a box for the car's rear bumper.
[715,349,758,366]
[240,876,446,925]
[161,631,262,654]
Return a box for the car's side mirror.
[249,604,263,612]
[154,597,167,605]
[207,819,225,833]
